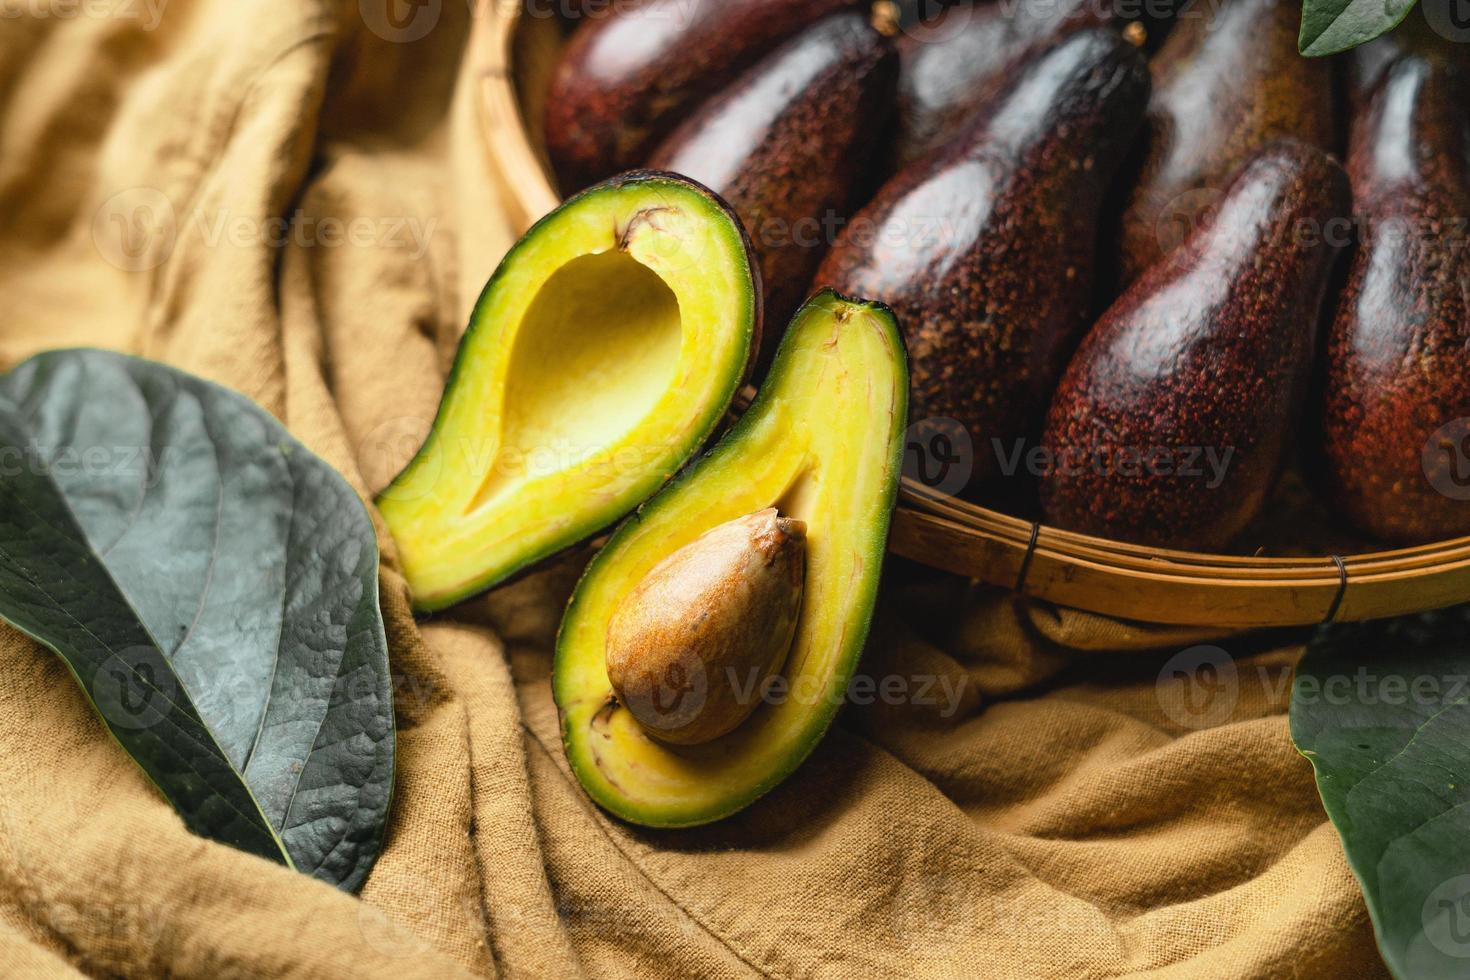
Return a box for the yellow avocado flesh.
[555,291,909,828]
[377,175,756,611]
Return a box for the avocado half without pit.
[377,171,759,611]
[555,290,909,828]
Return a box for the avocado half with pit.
[377,171,759,611]
[554,290,909,828]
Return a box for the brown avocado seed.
[605,508,806,745]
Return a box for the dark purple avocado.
[1319,54,1470,544]
[649,11,897,369]
[893,0,1118,169]
[1040,140,1352,551]
[814,29,1151,493]
[543,0,858,193]
[1115,0,1336,289]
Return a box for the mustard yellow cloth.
[0,2,1388,976]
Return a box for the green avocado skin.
[544,0,858,193]
[815,30,1150,494]
[649,11,896,371]
[1041,141,1351,552]
[1318,56,1470,544]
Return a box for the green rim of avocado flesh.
[377,171,759,612]
[554,290,909,828]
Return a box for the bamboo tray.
[471,5,1470,628]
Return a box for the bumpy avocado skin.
[1319,57,1470,544]
[1041,141,1351,552]
[376,171,759,612]
[554,290,909,828]
[649,12,897,370]
[892,0,1116,168]
[816,31,1149,494]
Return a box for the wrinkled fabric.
[0,2,1387,977]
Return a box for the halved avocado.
[554,290,909,828]
[378,171,759,611]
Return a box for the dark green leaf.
[1299,0,1419,55]
[0,350,393,892]
[1291,605,1470,979]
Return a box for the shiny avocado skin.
[893,0,1117,168]
[1319,56,1470,544]
[1347,15,1470,108]
[649,12,897,369]
[1116,0,1335,287]
[543,0,858,193]
[1041,141,1351,551]
[815,30,1150,492]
